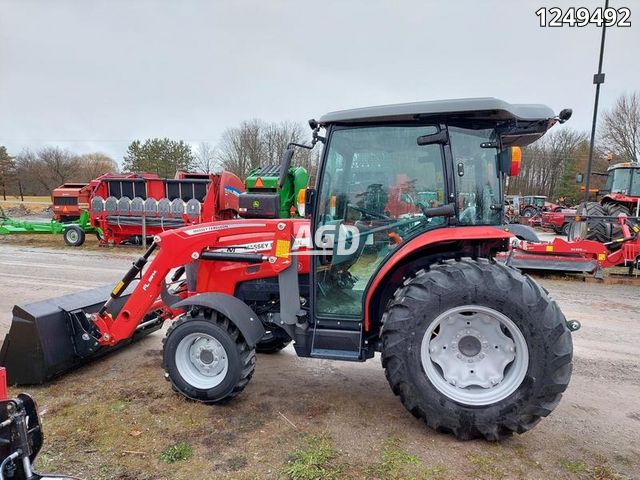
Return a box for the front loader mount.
[0,284,162,385]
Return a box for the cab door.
[309,124,448,359]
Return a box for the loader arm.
[94,221,293,346]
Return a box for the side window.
[449,127,501,225]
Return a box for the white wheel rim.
[420,305,529,406]
[67,230,78,242]
[175,333,229,389]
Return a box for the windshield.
[605,168,633,194]
[448,127,501,225]
[315,124,446,318]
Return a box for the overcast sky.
[1,0,638,163]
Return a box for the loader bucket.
[0,284,163,385]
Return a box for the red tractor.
[1,98,577,441]
[570,162,640,244]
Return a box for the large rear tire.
[568,202,610,243]
[381,258,573,441]
[604,203,631,245]
[162,310,256,403]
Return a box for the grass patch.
[367,436,447,480]
[559,459,589,475]
[284,433,341,480]
[591,464,624,480]
[160,442,194,464]
[466,452,505,479]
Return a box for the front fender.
[173,293,265,347]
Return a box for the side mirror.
[558,108,573,123]
[304,187,316,218]
[576,173,583,184]
[278,148,295,189]
[498,146,522,176]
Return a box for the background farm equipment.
[242,164,309,218]
[88,171,244,246]
[571,162,640,245]
[0,207,100,246]
[51,183,92,222]
[501,214,640,277]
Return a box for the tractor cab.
[601,162,640,199]
[303,98,559,346]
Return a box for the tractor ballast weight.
[3,98,579,441]
[0,284,164,385]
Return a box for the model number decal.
[212,241,273,253]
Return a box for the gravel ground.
[0,240,638,479]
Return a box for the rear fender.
[172,293,265,347]
[364,226,511,332]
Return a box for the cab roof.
[319,97,555,125]
[608,162,640,171]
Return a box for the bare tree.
[217,119,318,179]
[508,128,588,200]
[193,142,219,173]
[600,91,640,163]
[76,153,118,180]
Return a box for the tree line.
[1,92,638,203]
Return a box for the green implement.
[0,208,100,246]
[244,165,309,218]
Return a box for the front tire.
[381,258,572,441]
[162,310,256,403]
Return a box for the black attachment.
[238,192,280,219]
[67,310,101,358]
[200,251,265,263]
[0,394,43,479]
[0,285,163,385]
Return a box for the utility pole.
[583,0,609,203]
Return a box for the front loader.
[1,98,578,441]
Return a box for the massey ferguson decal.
[183,223,266,236]
[212,241,273,253]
